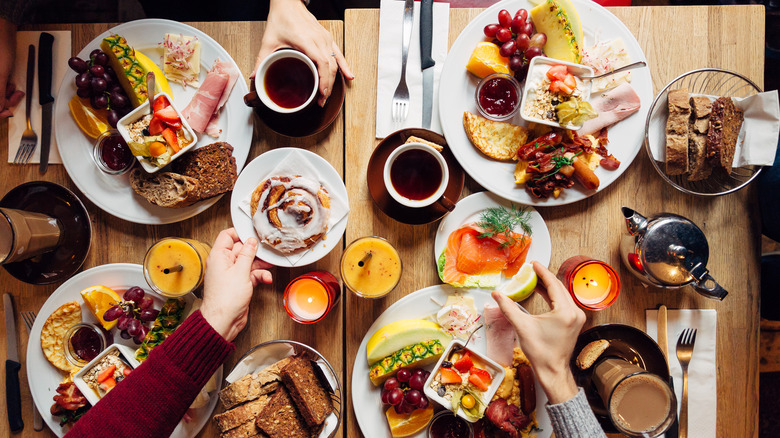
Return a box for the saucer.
[249,70,345,138]
[367,128,465,225]
[570,323,670,433]
[0,181,92,285]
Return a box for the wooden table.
[344,5,763,438]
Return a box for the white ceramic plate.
[351,285,551,438]
[54,19,253,224]
[26,263,221,437]
[230,148,349,267]
[438,0,653,206]
[434,191,551,289]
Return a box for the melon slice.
[366,319,451,365]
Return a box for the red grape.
[396,400,415,415]
[117,315,131,331]
[138,296,154,310]
[500,40,517,57]
[120,330,131,339]
[412,369,425,378]
[107,110,119,128]
[510,17,525,34]
[409,374,425,391]
[520,22,534,36]
[89,49,102,60]
[508,55,524,71]
[127,318,141,337]
[381,389,390,404]
[76,87,91,99]
[93,52,108,66]
[498,9,512,28]
[388,388,403,406]
[89,65,105,77]
[124,286,145,303]
[405,390,422,406]
[75,72,90,89]
[91,77,107,93]
[396,368,411,383]
[496,28,512,43]
[483,24,500,38]
[139,308,159,322]
[103,306,124,321]
[91,94,108,110]
[530,32,547,48]
[384,377,400,391]
[68,57,88,74]
[418,396,429,409]
[515,9,528,21]
[516,33,531,51]
[525,46,543,60]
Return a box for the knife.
[658,305,679,438]
[420,0,435,130]
[4,293,23,432]
[38,32,54,174]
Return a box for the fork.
[21,311,44,431]
[14,44,37,165]
[676,328,697,438]
[391,0,414,123]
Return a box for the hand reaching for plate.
[201,228,273,342]
[0,18,23,119]
[252,0,355,107]
[491,261,586,405]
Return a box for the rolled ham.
[579,83,641,135]
[484,304,519,367]
[181,59,240,137]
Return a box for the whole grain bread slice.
[172,142,237,200]
[219,357,292,409]
[214,395,273,432]
[687,96,713,181]
[705,97,743,174]
[280,357,334,427]
[219,420,267,438]
[129,169,201,208]
[255,387,312,438]
[665,88,690,175]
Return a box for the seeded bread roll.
[129,169,201,208]
[665,88,690,175]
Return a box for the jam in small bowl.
[475,73,522,121]
[64,323,111,367]
[93,129,134,175]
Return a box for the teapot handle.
[692,272,728,300]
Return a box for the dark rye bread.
[129,169,200,208]
[687,96,713,181]
[172,142,237,199]
[705,97,743,174]
[280,357,333,427]
[255,387,312,438]
[665,88,690,175]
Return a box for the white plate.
[54,19,253,224]
[434,191,552,288]
[26,263,221,437]
[230,148,349,267]
[438,0,653,206]
[351,285,551,438]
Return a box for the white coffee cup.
[383,143,455,210]
[256,49,319,114]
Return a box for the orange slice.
[466,42,511,79]
[80,285,122,330]
[68,95,110,139]
[385,405,434,437]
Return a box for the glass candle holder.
[283,271,340,324]
[557,255,620,310]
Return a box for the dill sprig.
[475,204,532,248]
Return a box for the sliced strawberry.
[122,367,132,377]
[153,95,170,112]
[153,106,181,125]
[549,80,574,96]
[96,365,116,383]
[148,116,165,135]
[469,366,493,384]
[99,377,117,393]
[453,351,473,373]
[439,367,463,384]
[468,373,490,391]
[546,65,569,82]
[162,127,180,153]
[563,73,577,90]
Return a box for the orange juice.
[558,256,620,310]
[283,271,340,324]
[143,238,211,297]
[341,237,402,298]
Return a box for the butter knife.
[420,0,435,130]
[4,293,23,431]
[38,32,54,174]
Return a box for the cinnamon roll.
[250,175,331,253]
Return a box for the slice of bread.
[255,387,312,438]
[129,169,201,208]
[706,97,743,174]
[463,111,529,161]
[665,88,690,175]
[687,96,713,181]
[576,339,610,370]
[280,357,333,427]
[172,141,237,200]
[405,135,444,152]
[219,357,292,410]
[219,420,266,438]
[214,395,272,432]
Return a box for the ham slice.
[579,83,641,135]
[484,304,519,367]
[181,59,240,137]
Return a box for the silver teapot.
[619,207,727,300]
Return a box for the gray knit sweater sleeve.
[545,388,607,438]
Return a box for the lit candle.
[283,271,340,323]
[572,263,612,305]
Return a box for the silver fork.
[391,0,414,123]
[14,44,37,164]
[676,328,697,438]
[21,311,44,431]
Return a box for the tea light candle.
[571,263,612,305]
[285,278,329,321]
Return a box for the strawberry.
[453,351,474,373]
[546,65,569,82]
[153,106,181,125]
[563,73,577,90]
[96,365,116,383]
[99,377,117,393]
[162,127,180,153]
[148,116,165,136]
[468,367,493,391]
[549,80,574,96]
[439,367,463,384]
[153,95,170,113]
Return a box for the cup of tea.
[0,207,62,264]
[244,49,319,114]
[383,143,455,210]
[592,358,677,437]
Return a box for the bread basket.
[644,68,763,196]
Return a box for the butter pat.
[162,33,201,87]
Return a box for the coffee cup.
[0,207,62,264]
[244,49,319,114]
[383,143,455,210]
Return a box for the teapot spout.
[622,207,648,236]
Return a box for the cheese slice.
[162,34,201,87]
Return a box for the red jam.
[478,76,519,117]
[429,414,471,438]
[101,134,133,171]
[71,327,103,362]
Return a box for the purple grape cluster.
[68,49,132,128]
[380,368,431,415]
[103,286,159,344]
[483,8,547,79]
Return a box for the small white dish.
[519,56,594,130]
[73,343,140,406]
[423,339,506,423]
[116,92,198,173]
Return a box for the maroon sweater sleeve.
[65,310,234,438]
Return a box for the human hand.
[201,228,273,342]
[0,18,22,118]
[491,261,586,404]
[253,0,355,107]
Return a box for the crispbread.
[41,301,82,373]
[665,88,690,175]
[576,339,610,370]
[463,111,528,161]
[280,357,333,427]
[214,395,272,432]
[255,387,312,438]
[219,357,292,409]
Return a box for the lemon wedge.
[496,263,538,302]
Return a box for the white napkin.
[646,309,717,438]
[8,31,70,164]
[648,90,780,167]
[376,0,449,138]
[238,149,349,266]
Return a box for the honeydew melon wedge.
[366,319,452,365]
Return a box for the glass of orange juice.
[143,237,211,298]
[557,255,620,310]
[283,271,340,324]
[340,236,402,299]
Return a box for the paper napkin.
[8,31,70,164]
[646,309,717,438]
[238,149,349,266]
[376,0,449,138]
